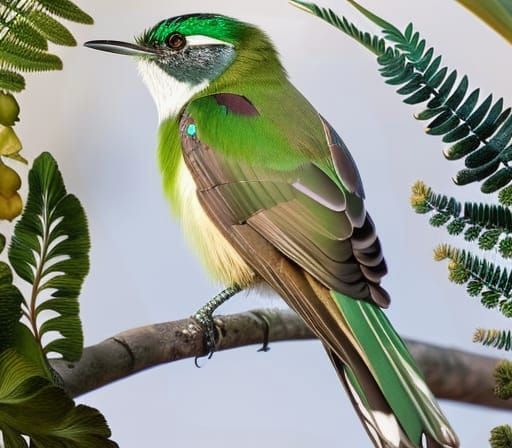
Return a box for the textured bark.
[51,308,509,411]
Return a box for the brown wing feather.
[180,113,389,307]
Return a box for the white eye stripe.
[186,35,233,48]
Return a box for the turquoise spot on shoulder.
[186,123,197,137]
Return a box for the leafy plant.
[433,244,512,316]
[411,181,512,257]
[0,350,117,448]
[292,0,512,442]
[0,0,93,92]
[0,152,116,447]
[0,0,93,223]
[292,0,512,194]
[474,329,512,351]
[8,152,90,363]
[0,233,23,353]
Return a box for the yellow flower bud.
[0,159,23,221]
[0,92,20,127]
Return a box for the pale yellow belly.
[174,157,255,287]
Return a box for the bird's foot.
[193,285,242,365]
[193,307,218,362]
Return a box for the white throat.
[138,60,209,122]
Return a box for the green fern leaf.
[0,70,25,92]
[464,225,482,241]
[466,280,483,296]
[446,218,466,235]
[499,185,512,206]
[0,244,23,354]
[27,10,76,46]
[36,0,93,25]
[0,0,93,91]
[481,290,501,308]
[0,350,118,447]
[295,1,512,193]
[479,229,501,250]
[429,213,450,227]
[0,38,62,72]
[435,245,512,316]
[474,329,512,350]
[500,237,512,258]
[9,153,90,362]
[3,18,49,50]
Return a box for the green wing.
[186,88,389,306]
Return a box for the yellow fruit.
[0,192,22,221]
[0,93,20,126]
[0,125,22,157]
[0,161,22,195]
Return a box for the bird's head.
[86,14,283,121]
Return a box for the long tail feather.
[330,291,459,448]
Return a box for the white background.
[2,0,512,446]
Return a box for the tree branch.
[52,308,509,410]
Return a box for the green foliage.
[457,0,512,44]
[0,234,23,354]
[0,0,93,92]
[292,0,512,194]
[490,425,512,448]
[434,245,512,318]
[9,152,90,362]
[474,329,512,351]
[493,360,512,400]
[500,185,512,206]
[411,181,512,257]
[0,350,117,448]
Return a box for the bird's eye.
[167,33,186,50]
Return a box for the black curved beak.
[84,40,157,57]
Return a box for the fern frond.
[289,1,387,56]
[375,23,512,194]
[411,181,512,256]
[0,69,25,91]
[1,17,48,50]
[0,37,62,72]
[435,245,512,317]
[0,0,92,91]
[35,0,93,25]
[500,185,512,206]
[9,153,90,362]
[295,1,512,194]
[27,10,76,46]
[474,328,512,351]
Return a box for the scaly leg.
[193,285,242,359]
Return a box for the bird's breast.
[174,157,255,288]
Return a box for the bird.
[85,13,459,448]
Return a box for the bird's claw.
[192,286,242,367]
[194,310,218,365]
